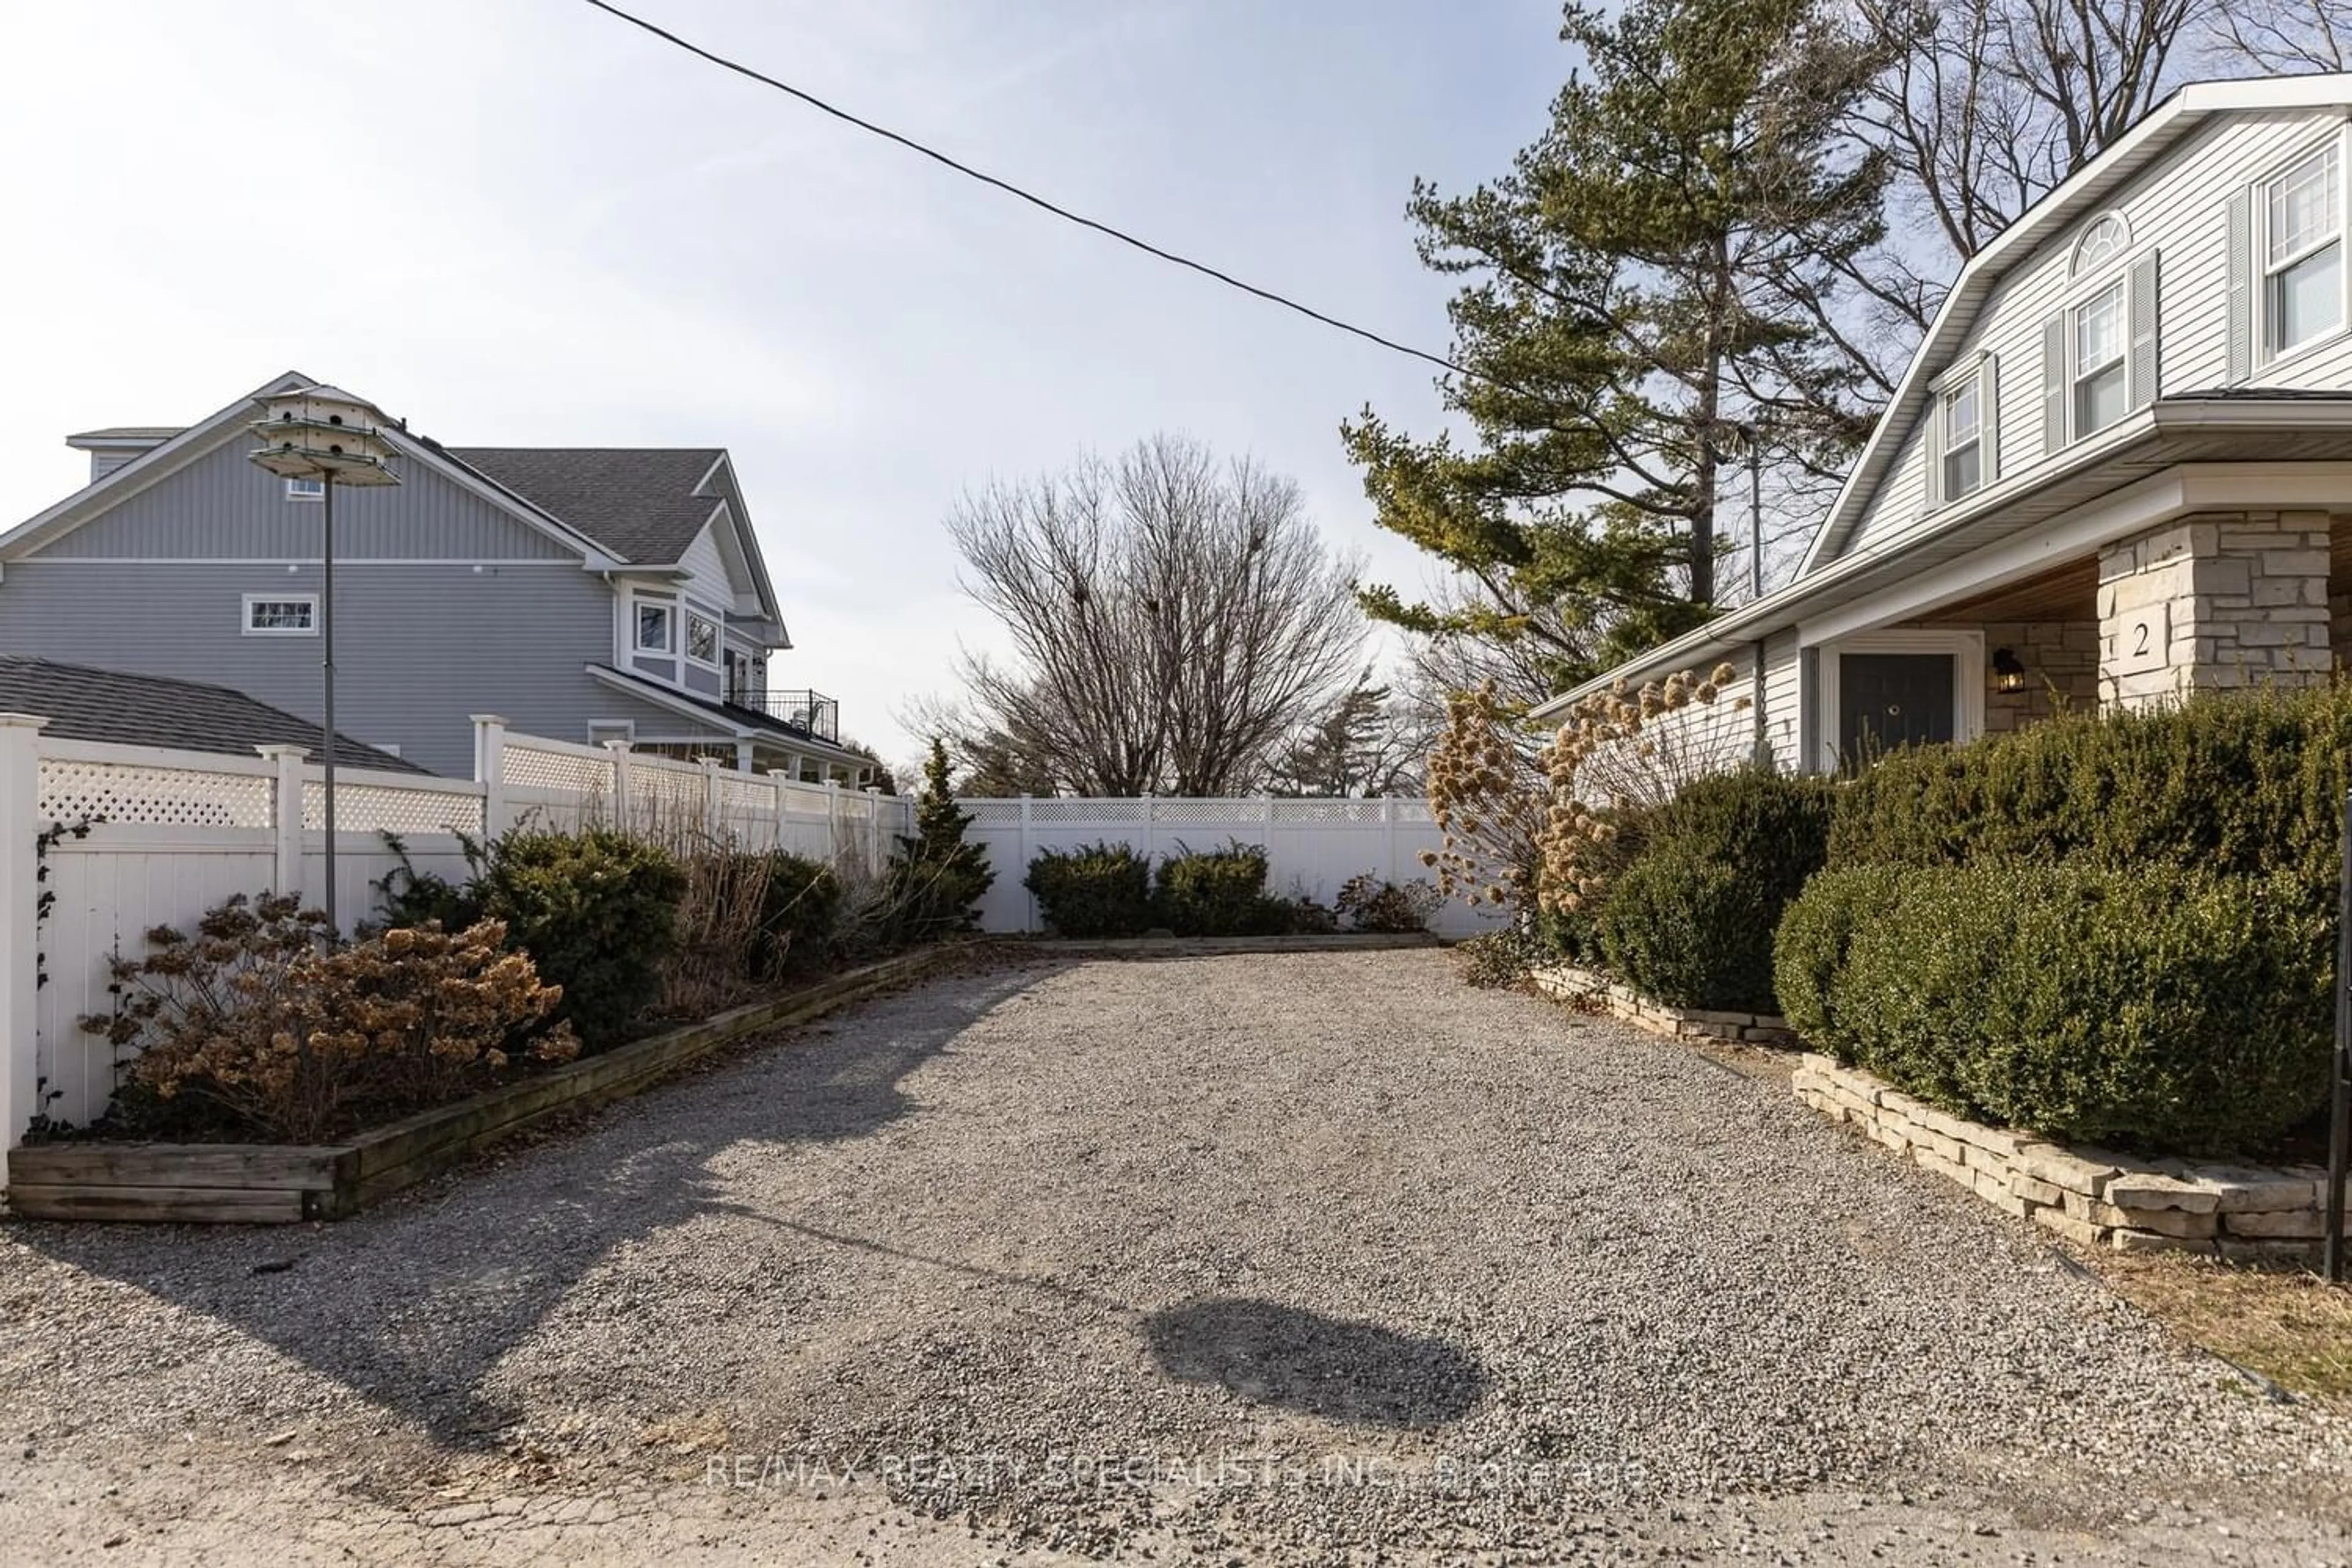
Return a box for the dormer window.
[1926,355,1994,508]
[635,600,674,654]
[2041,224,2157,453]
[1940,379,1982,499]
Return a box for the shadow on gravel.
[9,960,1072,1457]
[1144,1297,1485,1428]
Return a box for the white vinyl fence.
[0,709,1487,1147]
[958,796,1504,941]
[2,714,913,1142]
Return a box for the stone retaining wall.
[1793,1054,2335,1263]
[1529,964,1795,1047]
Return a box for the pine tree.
[890,738,995,940]
[1346,0,1890,690]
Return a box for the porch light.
[247,385,402,938]
[1992,647,2029,694]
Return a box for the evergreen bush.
[1776,860,2330,1155]
[1825,684,2352,908]
[1024,842,1155,937]
[1156,840,1289,936]
[890,740,995,943]
[1590,767,1834,1011]
[379,826,685,1049]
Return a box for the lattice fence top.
[625,764,706,824]
[40,756,275,829]
[715,775,772,814]
[304,779,484,836]
[1268,799,1389,824]
[961,797,1421,825]
[503,742,613,796]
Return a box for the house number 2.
[2108,602,2169,676]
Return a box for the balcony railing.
[725,683,840,745]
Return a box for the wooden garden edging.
[4,944,967,1225]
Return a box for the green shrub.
[749,851,841,978]
[470,828,685,1049]
[1025,842,1155,937]
[1594,844,1754,1008]
[1156,840,1293,936]
[1770,864,1904,1052]
[1779,861,2329,1155]
[1590,767,1834,1012]
[1826,684,2352,910]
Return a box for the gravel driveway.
[2,948,2349,1565]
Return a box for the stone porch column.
[2097,511,2333,712]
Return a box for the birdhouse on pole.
[247,384,401,487]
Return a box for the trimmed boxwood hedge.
[1825,684,2352,905]
[1774,861,2331,1155]
[1591,767,1835,1011]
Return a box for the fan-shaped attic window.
[2072,213,2132,276]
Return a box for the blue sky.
[0,0,1567,769]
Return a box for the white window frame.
[682,606,723,669]
[2069,277,2130,439]
[1929,354,1993,507]
[285,476,324,502]
[241,592,318,636]
[586,720,636,748]
[2256,133,2351,368]
[1814,628,1985,774]
[631,593,676,655]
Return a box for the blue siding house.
[0,372,867,781]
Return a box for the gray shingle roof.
[0,658,426,774]
[447,447,726,565]
[67,426,184,442]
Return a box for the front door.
[1838,652,1954,766]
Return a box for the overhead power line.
[578,0,1477,383]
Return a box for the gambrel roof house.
[1532,75,2352,771]
[0,372,869,782]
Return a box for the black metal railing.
[725,683,840,745]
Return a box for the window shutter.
[2041,314,2066,454]
[1923,386,1943,510]
[1980,356,2000,484]
[2226,186,2253,383]
[2128,251,2160,410]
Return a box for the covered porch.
[1798,489,2351,771]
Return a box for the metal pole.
[321,470,338,938]
[2329,785,2351,1282]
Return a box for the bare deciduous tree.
[921,435,1366,797]
[1841,0,2214,379]
[2211,0,2352,70]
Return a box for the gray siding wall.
[1842,107,2349,559]
[677,519,735,614]
[0,560,635,777]
[1760,628,1802,771]
[36,437,579,562]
